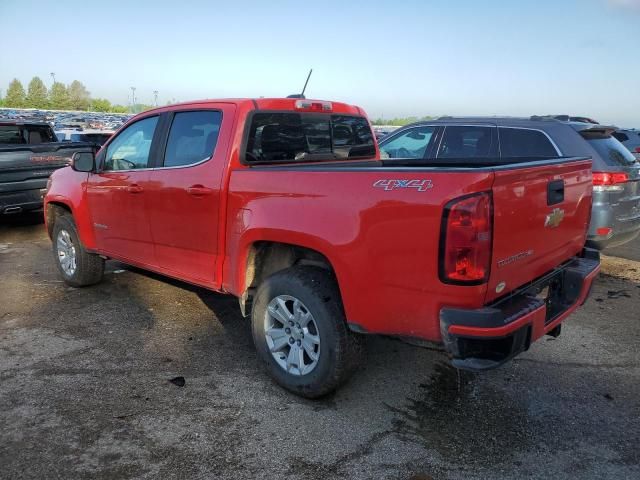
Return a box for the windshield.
[587,137,637,167]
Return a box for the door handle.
[187,185,213,196]
[126,184,144,194]
[547,179,564,205]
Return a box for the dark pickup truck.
[0,121,92,214]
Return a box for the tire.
[52,214,104,287]
[251,266,364,398]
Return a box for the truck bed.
[225,156,593,341]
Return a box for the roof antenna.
[287,69,313,99]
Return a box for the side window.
[103,116,159,171]
[612,132,629,143]
[163,111,222,167]
[499,128,559,158]
[437,126,493,158]
[379,126,436,159]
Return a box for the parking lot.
[1,213,639,480]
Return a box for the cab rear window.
[0,125,56,144]
[245,112,375,163]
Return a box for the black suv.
[378,117,640,250]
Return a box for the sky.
[1,0,639,126]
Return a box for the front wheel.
[251,266,364,398]
[52,214,104,287]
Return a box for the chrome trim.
[153,155,213,171]
[99,155,213,173]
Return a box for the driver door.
[86,115,160,266]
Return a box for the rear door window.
[379,126,436,159]
[163,111,222,167]
[245,113,374,163]
[437,126,494,158]
[499,127,559,158]
[586,137,637,166]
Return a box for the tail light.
[634,147,640,154]
[439,192,492,285]
[592,172,628,192]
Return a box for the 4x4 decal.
[373,179,433,192]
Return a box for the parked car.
[0,121,94,214]
[44,98,599,397]
[612,128,640,160]
[379,116,640,250]
[55,129,114,146]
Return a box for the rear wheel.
[52,214,104,287]
[251,266,364,398]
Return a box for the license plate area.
[525,271,568,324]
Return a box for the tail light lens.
[592,172,628,192]
[439,192,492,284]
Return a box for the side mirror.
[71,151,95,172]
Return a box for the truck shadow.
[0,210,44,227]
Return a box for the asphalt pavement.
[1,212,639,480]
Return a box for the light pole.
[130,87,136,113]
[153,90,158,107]
[50,72,56,85]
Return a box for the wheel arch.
[45,201,73,239]
[234,240,344,317]
[44,199,97,249]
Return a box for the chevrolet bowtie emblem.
[545,208,565,228]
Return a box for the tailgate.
[0,143,90,186]
[0,142,89,172]
[485,158,593,303]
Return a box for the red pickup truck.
[44,98,600,397]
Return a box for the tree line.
[370,116,437,126]
[0,77,138,113]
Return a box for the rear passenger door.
[145,105,236,287]
[436,125,498,159]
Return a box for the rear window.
[0,125,55,144]
[499,127,559,158]
[587,137,637,166]
[25,126,56,144]
[0,125,23,144]
[245,112,375,163]
[437,126,493,158]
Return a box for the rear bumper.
[440,249,600,371]
[587,226,640,250]
[587,196,640,250]
[0,186,47,214]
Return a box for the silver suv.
[378,117,640,250]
